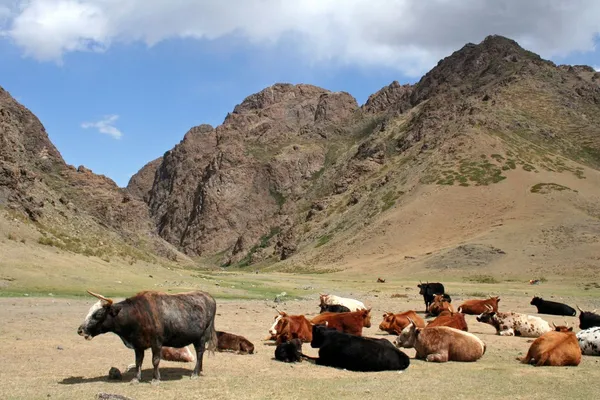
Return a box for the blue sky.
[0,1,599,187]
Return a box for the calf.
[394,319,485,362]
[216,331,254,354]
[270,312,313,345]
[576,305,600,329]
[77,290,216,384]
[311,309,372,336]
[319,304,351,313]
[428,294,455,316]
[476,306,551,337]
[426,311,468,331]
[576,326,600,356]
[379,311,425,334]
[530,297,576,316]
[274,338,304,363]
[519,324,581,366]
[457,296,500,315]
[319,294,366,312]
[310,324,410,372]
[417,282,446,312]
[160,346,195,363]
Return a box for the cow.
[426,311,469,331]
[311,309,372,336]
[576,326,600,356]
[319,294,366,312]
[530,297,576,316]
[310,324,410,372]
[274,338,304,363]
[428,294,455,316]
[269,312,313,345]
[476,305,552,337]
[216,331,254,354]
[77,290,217,384]
[576,305,600,329]
[417,282,446,312]
[457,296,500,315]
[319,304,351,313]
[394,319,485,362]
[160,346,195,363]
[519,323,581,366]
[379,311,425,334]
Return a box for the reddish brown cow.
[428,294,455,316]
[519,323,581,367]
[272,313,313,345]
[160,346,195,362]
[216,331,255,354]
[379,311,425,334]
[311,309,372,336]
[457,296,500,315]
[426,311,468,331]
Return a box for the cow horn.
[485,304,493,312]
[86,290,113,306]
[552,322,557,328]
[576,305,584,313]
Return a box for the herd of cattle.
[76,282,600,384]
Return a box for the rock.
[56,345,63,350]
[108,367,122,381]
[96,393,133,400]
[362,81,413,114]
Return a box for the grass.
[530,183,573,194]
[381,190,402,211]
[466,275,501,284]
[236,227,282,268]
[315,233,333,248]
[269,187,286,208]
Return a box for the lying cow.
[319,293,366,312]
[457,296,500,315]
[530,297,576,316]
[319,304,351,313]
[394,318,486,362]
[519,323,581,366]
[269,311,313,345]
[311,309,371,336]
[274,338,304,363]
[426,311,468,331]
[160,346,195,363]
[379,311,425,334]
[476,306,551,337]
[577,305,600,329]
[576,326,600,356]
[428,294,455,316]
[216,331,254,354]
[310,324,410,372]
[77,290,217,384]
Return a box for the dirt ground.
[1,289,599,400]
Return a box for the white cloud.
[595,66,600,72]
[1,0,600,76]
[81,114,123,139]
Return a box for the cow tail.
[204,313,218,355]
[300,352,319,361]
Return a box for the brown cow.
[428,294,455,316]
[159,346,195,362]
[457,296,500,315]
[395,319,486,363]
[311,309,372,336]
[519,323,581,367]
[216,331,255,354]
[379,311,425,334]
[271,312,313,345]
[426,311,469,331]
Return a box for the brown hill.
[130,34,600,276]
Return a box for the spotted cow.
[576,326,600,356]
[476,306,552,337]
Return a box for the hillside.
[126,35,600,278]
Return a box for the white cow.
[476,306,552,337]
[577,327,600,356]
[319,293,366,312]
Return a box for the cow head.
[394,317,418,349]
[552,322,573,332]
[417,281,428,295]
[476,305,496,323]
[318,294,329,307]
[77,290,122,340]
[268,310,288,337]
[310,322,332,348]
[379,312,396,332]
[361,308,372,328]
[530,296,542,306]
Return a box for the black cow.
[577,305,600,329]
[309,324,410,372]
[417,282,446,312]
[530,296,576,316]
[274,338,304,363]
[77,290,217,384]
[319,304,351,313]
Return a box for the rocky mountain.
[128,34,600,272]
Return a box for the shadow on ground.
[59,367,193,384]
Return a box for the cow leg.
[499,329,514,336]
[151,345,162,384]
[191,339,206,379]
[426,352,449,363]
[131,348,144,384]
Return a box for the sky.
[0,1,599,187]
